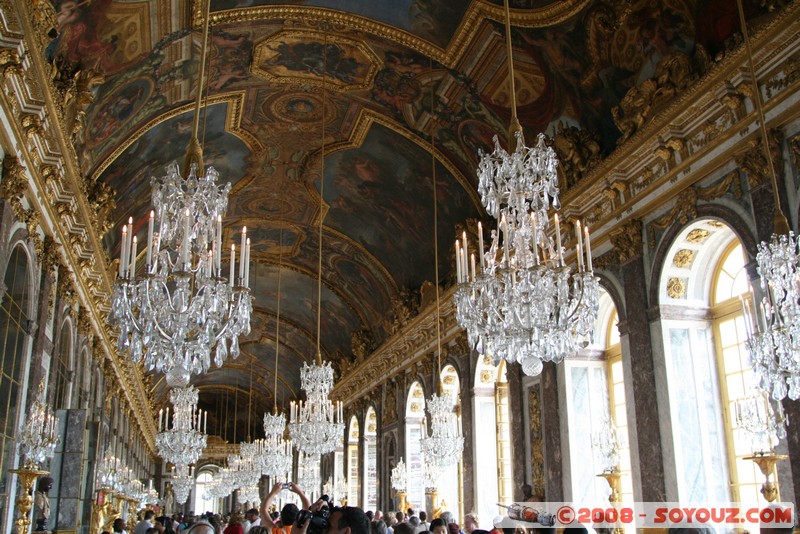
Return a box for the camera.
[282,482,292,490]
[296,495,330,534]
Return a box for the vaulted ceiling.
[46,0,772,441]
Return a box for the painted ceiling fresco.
[46,0,775,438]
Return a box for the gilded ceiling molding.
[197,0,590,69]
[3,0,159,453]
[331,287,462,405]
[556,5,800,264]
[91,91,258,181]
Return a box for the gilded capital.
[610,219,643,264]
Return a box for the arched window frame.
[709,240,766,506]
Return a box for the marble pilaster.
[53,409,86,531]
[540,362,563,502]
[620,253,667,502]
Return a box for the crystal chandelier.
[96,448,120,491]
[17,381,59,469]
[421,394,463,469]
[287,43,345,456]
[110,0,252,389]
[736,0,800,400]
[390,458,407,492]
[591,416,621,474]
[454,0,599,377]
[172,464,194,504]
[289,362,344,455]
[734,392,788,453]
[745,238,800,400]
[262,412,293,477]
[296,452,321,499]
[237,440,264,504]
[156,386,208,467]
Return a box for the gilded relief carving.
[735,129,784,188]
[647,171,742,248]
[686,229,711,244]
[609,219,643,264]
[553,124,601,188]
[666,277,687,299]
[672,249,695,268]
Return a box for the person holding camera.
[260,483,311,534]
[293,496,370,534]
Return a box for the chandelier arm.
[736,0,789,236]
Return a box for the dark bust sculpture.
[34,476,54,532]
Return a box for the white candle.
[204,410,207,433]
[576,244,583,272]
[554,214,563,266]
[146,211,154,268]
[129,236,137,278]
[216,215,222,272]
[119,227,126,278]
[575,220,583,259]
[455,241,462,283]
[244,238,251,288]
[470,253,476,282]
[502,215,510,267]
[165,407,170,428]
[121,226,129,278]
[531,212,539,266]
[462,231,468,264]
[584,226,593,272]
[182,209,191,266]
[230,244,235,288]
[477,222,484,270]
[239,226,247,281]
[159,409,163,431]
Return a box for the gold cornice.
[331,286,462,405]
[195,0,590,69]
[4,2,158,455]
[91,91,257,181]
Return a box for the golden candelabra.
[744,453,787,502]
[425,488,441,518]
[598,471,623,534]
[396,491,407,514]
[9,467,48,534]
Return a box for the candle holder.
[597,470,623,534]
[744,453,787,502]
[396,491,407,514]
[8,466,48,534]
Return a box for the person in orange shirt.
[261,483,311,534]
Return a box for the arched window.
[405,381,425,511]
[0,246,32,532]
[659,219,743,503]
[472,357,509,526]
[599,292,633,505]
[52,319,73,410]
[363,406,377,511]
[347,416,360,506]
[194,469,218,515]
[437,365,462,519]
[710,241,765,506]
